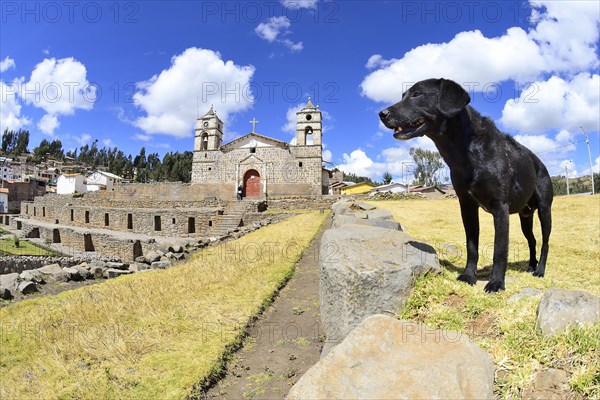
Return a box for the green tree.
[382,171,393,185]
[409,148,443,186]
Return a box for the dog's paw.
[484,280,505,293]
[532,270,545,278]
[457,273,476,285]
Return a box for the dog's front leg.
[485,203,509,293]
[457,196,479,285]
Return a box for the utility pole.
[580,126,595,195]
[565,160,571,195]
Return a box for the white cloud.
[255,16,304,52]
[513,129,580,176]
[281,0,318,9]
[132,47,255,138]
[0,56,16,72]
[133,133,151,142]
[255,16,291,42]
[282,103,305,133]
[322,149,332,162]
[20,57,96,115]
[501,73,600,133]
[0,80,30,132]
[361,1,599,104]
[581,156,600,175]
[281,39,303,52]
[338,147,415,182]
[75,133,92,146]
[37,114,60,136]
[102,138,114,147]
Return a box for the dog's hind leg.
[533,204,552,277]
[456,196,479,285]
[485,203,510,293]
[519,212,538,272]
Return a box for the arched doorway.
[243,169,261,198]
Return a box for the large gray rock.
[18,281,38,295]
[37,264,69,282]
[144,251,161,263]
[320,225,440,342]
[89,264,106,279]
[128,263,149,273]
[0,286,12,300]
[20,270,45,284]
[150,260,172,270]
[331,214,402,231]
[0,273,20,291]
[366,208,393,220]
[106,262,128,270]
[63,267,83,282]
[331,201,354,216]
[104,268,133,279]
[536,288,600,335]
[522,368,570,400]
[288,315,495,400]
[352,201,376,211]
[73,265,92,280]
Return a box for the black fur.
[379,78,553,293]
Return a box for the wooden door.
[243,169,261,197]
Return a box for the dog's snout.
[379,109,390,120]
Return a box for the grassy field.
[0,211,328,400]
[368,195,600,398]
[0,237,57,256]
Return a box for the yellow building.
[341,182,375,195]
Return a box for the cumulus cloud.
[20,57,96,115]
[0,56,16,72]
[102,138,114,147]
[255,16,303,52]
[337,147,416,182]
[281,0,318,9]
[255,16,291,42]
[361,1,599,103]
[75,133,92,146]
[0,80,30,132]
[132,47,255,137]
[37,114,60,136]
[501,73,600,133]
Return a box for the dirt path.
[204,216,331,399]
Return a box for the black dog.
[379,78,553,293]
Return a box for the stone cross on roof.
[249,117,259,133]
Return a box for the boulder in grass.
[288,315,495,400]
[536,288,600,335]
[18,281,38,295]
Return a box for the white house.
[0,188,8,213]
[57,174,86,194]
[369,182,408,195]
[86,171,123,192]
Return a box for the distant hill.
[551,174,599,196]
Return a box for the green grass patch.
[371,196,600,398]
[0,211,328,400]
[0,237,57,256]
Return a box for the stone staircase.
[207,201,253,236]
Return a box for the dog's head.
[379,78,470,140]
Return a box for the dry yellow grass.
[369,195,600,398]
[0,211,328,400]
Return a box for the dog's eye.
[411,92,423,98]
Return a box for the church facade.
[191,99,328,199]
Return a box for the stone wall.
[17,219,159,262]
[0,255,108,275]
[20,202,219,238]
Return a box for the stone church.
[191,99,328,199]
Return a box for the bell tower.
[295,97,322,146]
[194,106,223,151]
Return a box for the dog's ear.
[438,79,470,117]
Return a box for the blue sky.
[1,0,599,182]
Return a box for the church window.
[299,162,303,167]
[306,114,312,121]
[250,147,256,153]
